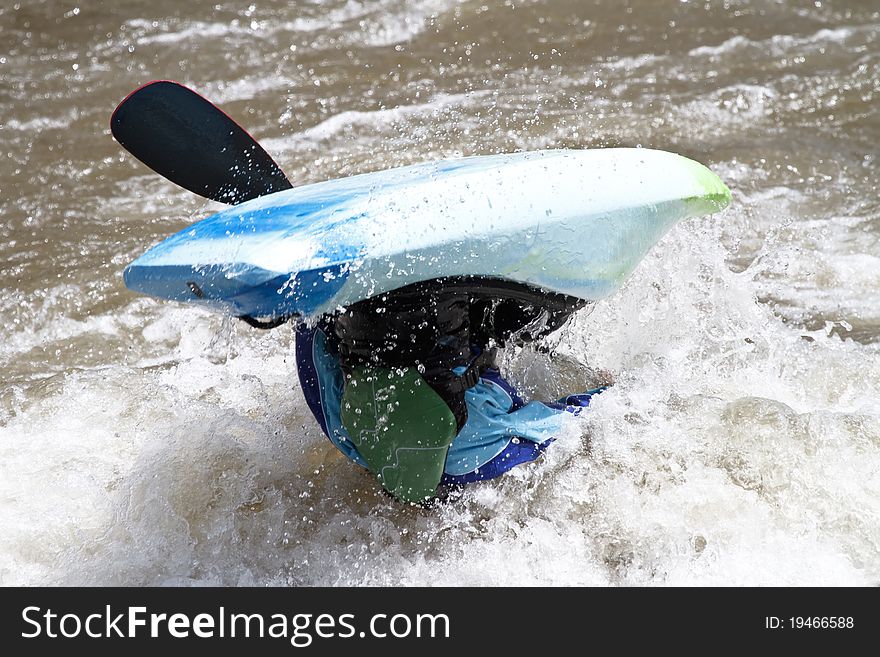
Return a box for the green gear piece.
[340,365,458,504]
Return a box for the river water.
[1,0,878,585]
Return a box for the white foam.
[294,92,487,142]
[2,214,878,585]
[277,0,460,47]
[122,1,459,51]
[129,20,251,46]
[680,84,778,127]
[689,26,862,57]
[0,285,121,361]
[3,115,74,131]
[688,35,754,58]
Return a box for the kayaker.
[295,278,608,504]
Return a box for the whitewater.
[1,0,878,585]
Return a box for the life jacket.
[332,276,588,430]
[302,278,585,503]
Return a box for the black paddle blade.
[110,80,292,204]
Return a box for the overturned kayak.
[124,148,731,321]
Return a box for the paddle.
[110,80,292,205]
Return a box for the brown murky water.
[1,1,878,585]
